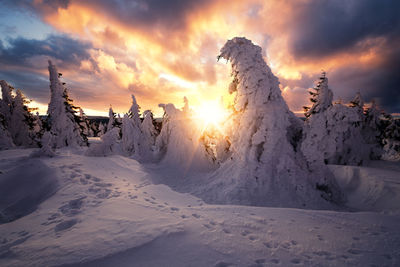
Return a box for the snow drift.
[0,159,58,223]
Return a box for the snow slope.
[0,148,399,266]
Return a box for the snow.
[0,148,399,266]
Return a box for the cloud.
[0,34,96,70]
[289,0,400,59]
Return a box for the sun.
[193,100,229,130]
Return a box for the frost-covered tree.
[121,95,146,157]
[0,81,39,147]
[203,37,344,208]
[46,60,88,148]
[79,108,94,137]
[142,110,157,150]
[381,114,400,161]
[303,72,333,118]
[301,75,371,166]
[155,100,213,170]
[85,127,122,157]
[0,113,14,150]
[98,122,106,136]
[349,91,364,116]
[106,106,121,133]
[9,90,39,147]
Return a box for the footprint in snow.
[248,235,258,241]
[54,219,78,232]
[214,261,234,267]
[269,258,280,264]
[290,258,301,264]
[59,197,86,216]
[241,230,251,236]
[192,213,200,219]
[347,249,362,255]
[222,228,231,234]
[170,207,179,211]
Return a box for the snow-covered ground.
[0,148,399,267]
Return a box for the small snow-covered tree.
[0,81,39,147]
[106,106,121,133]
[46,60,88,148]
[349,91,364,116]
[155,100,213,170]
[9,90,39,147]
[142,110,157,150]
[121,95,146,157]
[79,108,94,137]
[381,114,400,161]
[201,37,344,208]
[98,122,106,136]
[303,72,333,118]
[0,113,14,150]
[85,127,122,156]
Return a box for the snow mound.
[0,159,58,223]
[329,163,400,212]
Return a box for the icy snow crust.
[0,148,399,266]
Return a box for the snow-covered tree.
[301,76,371,166]
[106,106,121,133]
[85,127,122,156]
[349,91,364,116]
[46,60,88,148]
[31,131,56,157]
[155,100,213,170]
[98,122,106,137]
[79,108,94,137]
[9,90,39,147]
[121,95,146,157]
[381,114,400,161]
[142,110,157,150]
[0,113,14,150]
[202,37,344,208]
[303,72,333,118]
[0,81,39,147]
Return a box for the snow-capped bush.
[201,37,343,208]
[31,131,56,157]
[85,127,122,157]
[46,61,88,148]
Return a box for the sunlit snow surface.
[0,148,399,266]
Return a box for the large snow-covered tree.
[201,37,344,208]
[46,60,88,148]
[301,76,371,166]
[106,106,121,133]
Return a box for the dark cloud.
[0,34,96,69]
[289,0,400,58]
[329,45,400,113]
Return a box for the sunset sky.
[0,0,399,116]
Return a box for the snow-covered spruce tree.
[98,122,106,137]
[352,96,382,159]
[142,110,158,151]
[155,99,213,170]
[79,108,94,137]
[0,112,14,150]
[0,80,39,147]
[9,89,40,147]
[381,114,400,161]
[303,72,333,118]
[46,60,88,148]
[199,37,343,208]
[301,75,370,166]
[121,95,145,157]
[106,106,121,133]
